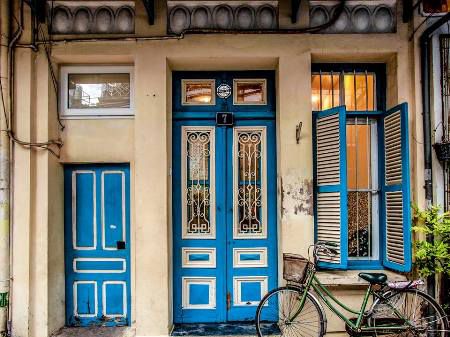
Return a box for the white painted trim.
[181,126,216,239]
[60,65,135,118]
[233,127,268,239]
[73,281,98,317]
[233,276,268,306]
[101,170,126,250]
[233,79,267,105]
[182,248,216,268]
[73,258,126,273]
[233,247,267,268]
[102,281,127,318]
[182,277,216,310]
[181,79,216,106]
[72,170,97,250]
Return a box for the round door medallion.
[217,83,232,99]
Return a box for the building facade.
[0,0,444,336]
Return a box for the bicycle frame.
[292,268,414,333]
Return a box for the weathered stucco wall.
[8,2,423,337]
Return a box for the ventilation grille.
[316,192,341,264]
[385,112,402,185]
[386,191,404,265]
[316,114,340,186]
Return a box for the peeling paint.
[282,176,313,217]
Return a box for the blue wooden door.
[173,71,277,323]
[64,164,131,327]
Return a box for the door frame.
[171,70,278,323]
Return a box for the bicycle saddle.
[358,272,387,284]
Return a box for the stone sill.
[315,270,408,287]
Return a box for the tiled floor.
[171,323,279,336]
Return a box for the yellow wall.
[8,2,424,337]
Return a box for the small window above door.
[233,79,267,105]
[182,79,216,105]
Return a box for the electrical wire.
[1,0,63,158]
[34,0,346,45]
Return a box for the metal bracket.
[142,0,155,25]
[296,122,303,144]
[291,0,302,24]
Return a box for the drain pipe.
[0,0,10,336]
[420,12,450,298]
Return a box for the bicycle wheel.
[370,288,449,337]
[255,286,325,337]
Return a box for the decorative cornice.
[50,1,135,34]
[310,0,397,33]
[167,1,278,33]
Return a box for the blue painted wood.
[381,103,412,272]
[226,119,277,322]
[172,71,277,323]
[313,106,348,270]
[64,164,131,327]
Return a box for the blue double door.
[173,71,278,323]
[64,164,131,326]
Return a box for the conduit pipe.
[420,12,450,298]
[0,0,10,335]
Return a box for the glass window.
[182,80,215,105]
[346,118,379,259]
[311,70,376,111]
[234,79,267,105]
[68,73,131,109]
[60,65,134,117]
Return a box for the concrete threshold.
[51,327,136,337]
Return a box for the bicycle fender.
[306,290,328,334]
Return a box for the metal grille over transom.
[386,191,404,264]
[316,114,340,186]
[384,112,402,185]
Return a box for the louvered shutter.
[381,103,412,272]
[313,106,348,269]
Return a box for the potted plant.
[412,205,450,313]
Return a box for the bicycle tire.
[369,288,449,337]
[255,285,326,337]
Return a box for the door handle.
[116,241,126,250]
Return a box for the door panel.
[226,121,277,321]
[173,121,227,323]
[65,164,131,327]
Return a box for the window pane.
[183,80,214,104]
[234,80,266,104]
[344,72,376,111]
[347,123,372,189]
[68,73,130,109]
[311,75,321,111]
[346,118,377,259]
[348,192,372,257]
[344,74,356,110]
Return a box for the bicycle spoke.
[256,287,324,337]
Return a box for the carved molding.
[50,1,135,34]
[310,0,397,34]
[167,1,278,33]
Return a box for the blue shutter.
[313,106,348,269]
[381,103,412,272]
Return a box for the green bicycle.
[255,242,449,337]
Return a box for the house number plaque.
[216,112,234,126]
